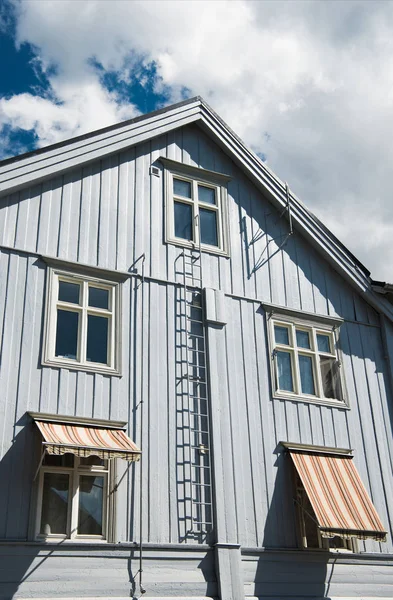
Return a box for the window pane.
[296,330,310,349]
[274,325,289,345]
[299,355,315,395]
[317,334,331,353]
[79,456,106,467]
[174,201,193,241]
[58,281,80,304]
[78,475,104,535]
[200,208,218,246]
[320,357,342,400]
[89,287,109,309]
[174,178,191,198]
[40,473,69,535]
[86,315,108,364]
[43,453,74,468]
[198,184,216,205]
[55,310,79,360]
[276,351,293,392]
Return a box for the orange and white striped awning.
[35,419,141,462]
[289,450,387,542]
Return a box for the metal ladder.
[181,247,213,541]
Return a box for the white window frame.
[35,455,110,542]
[161,157,230,256]
[42,267,121,375]
[264,305,347,408]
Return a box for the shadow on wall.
[262,446,298,550]
[258,446,329,599]
[250,550,329,600]
[0,419,40,600]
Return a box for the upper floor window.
[264,305,346,407]
[162,158,230,255]
[43,267,121,374]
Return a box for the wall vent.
[150,166,160,177]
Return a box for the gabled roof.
[0,96,392,320]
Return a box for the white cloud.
[1,0,393,280]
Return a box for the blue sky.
[1,0,393,281]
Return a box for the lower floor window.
[37,453,108,540]
[295,478,355,552]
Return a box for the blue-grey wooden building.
[0,97,393,599]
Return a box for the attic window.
[161,158,230,255]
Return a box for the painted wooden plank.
[294,236,315,313]
[228,179,244,298]
[0,250,10,367]
[238,176,255,300]
[282,230,301,311]
[240,300,267,546]
[166,283,178,543]
[116,148,135,272]
[285,401,300,444]
[78,161,100,266]
[266,212,286,308]
[226,297,255,546]
[98,155,119,270]
[308,403,324,446]
[148,282,170,544]
[309,253,329,316]
[133,142,150,280]
[14,185,39,251]
[211,302,238,544]
[0,192,19,247]
[319,406,336,447]
[325,266,342,319]
[182,123,200,168]
[253,305,282,547]
[57,168,82,262]
[149,135,167,280]
[296,403,312,445]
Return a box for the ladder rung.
[187,347,206,354]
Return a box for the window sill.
[166,237,229,258]
[42,358,121,377]
[273,392,349,410]
[35,538,108,544]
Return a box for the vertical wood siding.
[0,123,392,565]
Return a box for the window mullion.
[193,180,199,245]
[80,282,88,363]
[291,324,301,395]
[312,329,323,397]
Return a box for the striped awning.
[289,450,387,542]
[35,420,141,462]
